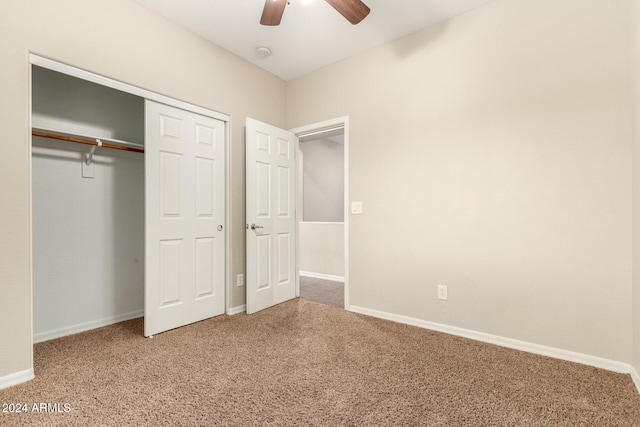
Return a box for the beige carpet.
[1,299,639,426]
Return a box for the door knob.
[250,224,263,231]
[217,225,223,231]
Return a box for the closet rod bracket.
[85,139,103,166]
[82,139,102,179]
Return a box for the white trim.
[349,305,632,374]
[293,120,345,139]
[33,310,143,344]
[0,369,34,391]
[343,119,350,309]
[295,146,303,298]
[227,305,246,315]
[300,271,345,283]
[631,366,640,394]
[29,54,229,122]
[290,119,346,144]
[27,50,35,382]
[225,117,232,315]
[290,117,350,309]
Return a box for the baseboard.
[33,309,143,344]
[631,365,640,394]
[227,305,246,315]
[300,271,344,283]
[348,305,631,375]
[0,369,34,391]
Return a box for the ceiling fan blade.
[324,0,370,25]
[260,0,288,26]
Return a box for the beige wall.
[288,0,633,361]
[633,0,640,374]
[299,222,344,278]
[0,0,286,378]
[301,137,345,222]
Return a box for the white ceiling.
[131,0,494,81]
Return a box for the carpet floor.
[1,299,639,426]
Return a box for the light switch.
[351,201,363,215]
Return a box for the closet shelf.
[32,127,144,154]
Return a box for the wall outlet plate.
[437,284,448,301]
[351,201,363,214]
[237,273,244,287]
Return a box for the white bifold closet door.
[145,100,225,336]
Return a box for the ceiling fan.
[260,0,371,26]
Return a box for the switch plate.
[237,273,244,287]
[437,285,448,301]
[351,201,363,215]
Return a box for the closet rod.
[32,130,145,154]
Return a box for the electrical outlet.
[437,284,448,301]
[237,273,244,287]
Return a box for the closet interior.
[31,65,146,342]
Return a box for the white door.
[145,100,226,336]
[246,118,297,314]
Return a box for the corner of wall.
[631,365,640,394]
[632,0,640,381]
[0,369,34,391]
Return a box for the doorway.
[292,118,350,309]
[244,117,350,313]
[297,127,345,308]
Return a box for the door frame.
[28,54,232,348]
[290,117,350,308]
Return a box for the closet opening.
[29,55,231,348]
[31,65,146,343]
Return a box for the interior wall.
[301,137,344,222]
[632,0,640,375]
[0,0,286,380]
[287,0,633,362]
[299,222,344,278]
[32,67,144,341]
[32,66,144,143]
[32,141,144,340]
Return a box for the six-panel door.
[246,118,297,314]
[145,100,225,336]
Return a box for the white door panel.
[146,100,225,336]
[246,118,297,314]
